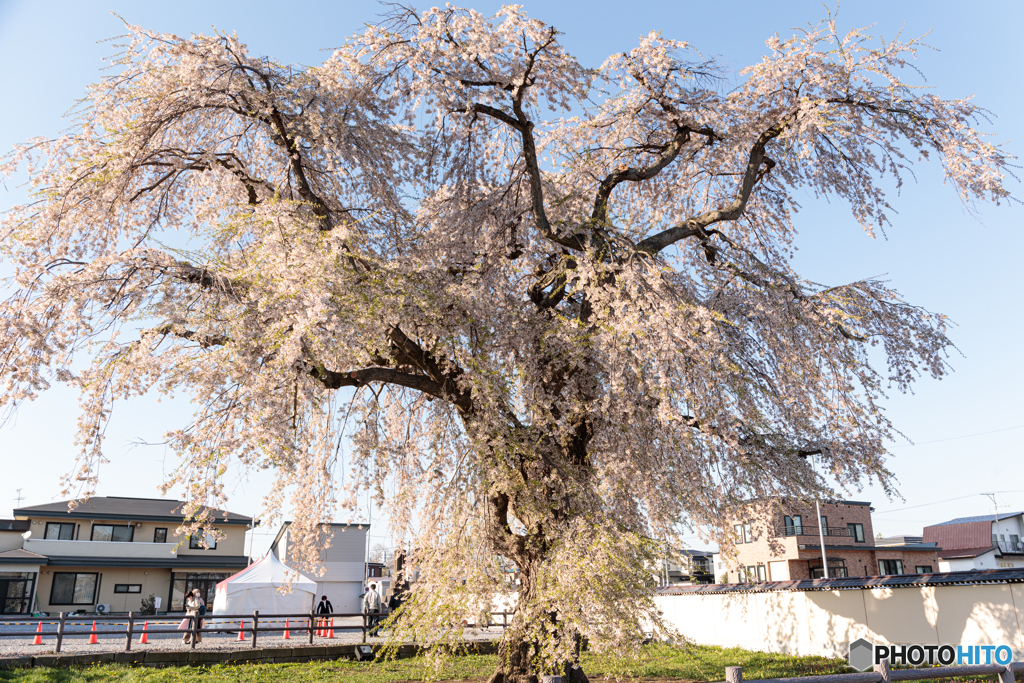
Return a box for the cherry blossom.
[0,7,1012,682]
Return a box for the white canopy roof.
[212,552,318,615]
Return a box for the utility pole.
[810,456,828,579]
[816,498,829,579]
[982,493,1008,550]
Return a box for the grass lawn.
[0,644,856,683]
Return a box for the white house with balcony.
[0,497,254,615]
[923,511,1024,572]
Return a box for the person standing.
[362,582,382,636]
[316,595,333,633]
[182,590,204,644]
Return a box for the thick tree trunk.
[485,536,589,683]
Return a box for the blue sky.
[0,0,1021,555]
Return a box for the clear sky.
[0,0,1021,556]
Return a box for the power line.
[894,423,1024,447]
[874,490,1024,515]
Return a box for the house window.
[915,566,933,574]
[784,515,803,536]
[848,523,865,543]
[154,528,167,543]
[820,516,828,534]
[756,565,767,581]
[170,572,232,611]
[1011,535,1020,544]
[878,559,904,575]
[91,524,134,542]
[743,523,752,544]
[808,559,848,578]
[997,562,1015,568]
[50,572,98,605]
[745,566,757,582]
[1000,534,1006,541]
[44,522,75,540]
[734,524,743,543]
[993,535,999,545]
[113,584,142,593]
[189,530,217,550]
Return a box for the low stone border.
[0,641,499,669]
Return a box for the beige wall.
[19,515,247,556]
[35,567,173,613]
[0,531,26,552]
[656,581,1024,658]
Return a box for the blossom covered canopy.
[0,5,1012,676]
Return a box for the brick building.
[714,499,940,582]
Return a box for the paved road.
[0,617,503,656]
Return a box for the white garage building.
[269,522,370,614]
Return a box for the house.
[716,499,940,582]
[0,497,253,614]
[923,511,1024,571]
[655,549,715,586]
[269,521,370,614]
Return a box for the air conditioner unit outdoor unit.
[95,604,110,615]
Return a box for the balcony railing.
[776,525,854,538]
[24,538,178,559]
[997,540,1024,555]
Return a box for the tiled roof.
[0,548,48,563]
[14,497,252,525]
[931,512,1022,526]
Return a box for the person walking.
[182,590,204,644]
[316,595,333,633]
[362,582,382,636]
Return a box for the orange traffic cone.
[237,620,246,641]
[327,618,335,639]
[283,619,291,639]
[32,621,43,645]
[138,622,148,644]
[88,620,98,645]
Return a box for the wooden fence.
[0,610,511,653]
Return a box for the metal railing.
[997,540,1024,555]
[777,526,857,538]
[723,659,1024,683]
[0,609,512,653]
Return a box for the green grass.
[0,644,858,683]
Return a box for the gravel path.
[0,617,504,657]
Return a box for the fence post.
[998,663,1015,683]
[362,613,367,643]
[191,614,199,650]
[252,610,259,649]
[309,612,315,645]
[874,658,891,683]
[725,666,743,683]
[125,611,134,652]
[56,612,65,654]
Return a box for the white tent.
[212,552,318,615]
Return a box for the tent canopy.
[212,552,318,615]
